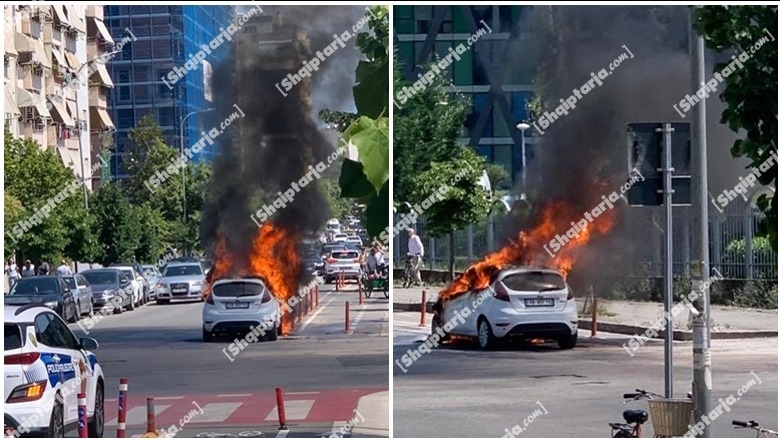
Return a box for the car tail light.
[492,282,511,302]
[206,294,214,305]
[353,258,360,263]
[327,258,336,264]
[6,380,47,403]
[4,353,40,365]
[261,290,272,303]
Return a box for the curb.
[351,390,389,437]
[393,302,778,340]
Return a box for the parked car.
[4,305,105,437]
[324,249,362,283]
[432,266,578,350]
[155,263,206,304]
[81,269,134,313]
[141,265,162,300]
[332,233,348,242]
[109,266,145,307]
[345,236,363,247]
[202,277,281,342]
[62,274,94,317]
[4,276,79,323]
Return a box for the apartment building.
[3,4,115,189]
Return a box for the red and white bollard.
[77,393,88,438]
[275,387,287,430]
[146,397,156,434]
[419,290,427,327]
[358,280,364,305]
[116,378,128,438]
[345,301,350,334]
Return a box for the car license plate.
[172,288,187,293]
[225,302,250,309]
[525,298,554,307]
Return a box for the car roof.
[499,266,564,277]
[15,275,61,281]
[83,268,121,273]
[212,277,266,287]
[165,262,201,267]
[5,304,50,322]
[111,265,135,270]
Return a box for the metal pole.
[658,122,675,398]
[179,108,214,255]
[76,101,88,210]
[520,128,527,193]
[691,24,712,437]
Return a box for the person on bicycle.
[365,247,379,277]
[374,244,386,275]
[407,228,424,286]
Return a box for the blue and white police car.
[4,305,105,437]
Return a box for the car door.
[442,293,470,335]
[34,312,83,423]
[59,278,75,317]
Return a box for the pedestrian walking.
[21,260,35,278]
[57,259,73,276]
[407,228,424,286]
[6,258,19,289]
[38,260,50,276]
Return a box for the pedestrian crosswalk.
[104,388,383,428]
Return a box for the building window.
[150,5,168,14]
[414,6,432,34]
[134,85,150,101]
[132,40,151,58]
[131,17,150,37]
[117,109,134,128]
[152,41,171,58]
[133,65,151,82]
[471,6,493,29]
[116,67,130,83]
[130,5,150,15]
[438,7,453,33]
[118,86,131,101]
[157,106,174,127]
[152,16,170,36]
[158,84,173,99]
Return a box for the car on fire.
[432,266,579,350]
[202,277,281,342]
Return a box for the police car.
[4,305,105,437]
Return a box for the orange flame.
[440,200,616,301]
[204,223,301,335]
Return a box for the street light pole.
[74,50,120,210]
[179,108,214,253]
[516,122,531,197]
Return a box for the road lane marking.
[194,402,243,423]
[108,404,171,426]
[350,305,368,332]
[298,291,337,332]
[276,429,290,438]
[286,391,320,395]
[264,399,314,421]
[155,396,184,400]
[217,393,252,398]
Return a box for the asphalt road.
[393,312,778,438]
[65,282,389,437]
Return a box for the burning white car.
[432,266,579,350]
[202,277,281,342]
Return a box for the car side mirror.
[80,337,99,350]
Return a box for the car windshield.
[63,277,77,290]
[9,278,59,295]
[501,272,566,292]
[163,265,202,277]
[121,270,134,279]
[83,271,117,285]
[213,282,266,297]
[5,324,22,350]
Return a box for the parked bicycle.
[609,389,658,438]
[402,254,415,288]
[733,420,779,438]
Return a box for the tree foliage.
[694,5,778,250]
[329,5,390,239]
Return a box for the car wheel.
[477,317,497,350]
[266,322,278,341]
[127,295,136,311]
[557,331,578,349]
[203,326,215,342]
[88,380,104,438]
[431,314,449,343]
[67,303,78,323]
[156,299,170,305]
[88,300,95,318]
[48,398,65,437]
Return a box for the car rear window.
[213,282,266,297]
[9,278,59,295]
[5,324,23,350]
[332,251,359,259]
[501,272,566,292]
[83,271,117,285]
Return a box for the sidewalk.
[351,390,389,437]
[393,287,778,338]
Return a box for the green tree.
[327,5,390,239]
[394,55,492,277]
[321,177,353,220]
[694,5,778,250]
[4,192,24,259]
[485,163,511,191]
[91,182,142,265]
[4,129,96,263]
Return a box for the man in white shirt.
[6,258,19,290]
[57,260,73,276]
[21,260,35,278]
[407,229,424,286]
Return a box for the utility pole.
[658,123,674,398]
[690,12,712,437]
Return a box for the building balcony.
[88,87,107,108]
[87,6,104,21]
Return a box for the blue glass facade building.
[394,6,535,189]
[105,5,233,179]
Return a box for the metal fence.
[393,197,777,280]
